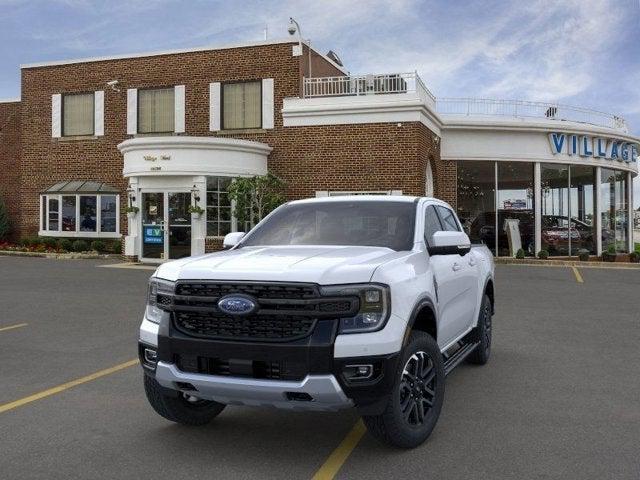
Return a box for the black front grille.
[175,354,293,380]
[170,281,359,342]
[174,311,316,342]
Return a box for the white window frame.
[39,193,120,238]
[205,176,236,238]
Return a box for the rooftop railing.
[436,97,628,132]
[301,73,628,132]
[302,72,436,106]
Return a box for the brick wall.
[0,101,21,240]
[17,41,448,246]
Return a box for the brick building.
[0,38,638,261]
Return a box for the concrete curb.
[0,250,121,260]
[496,257,640,269]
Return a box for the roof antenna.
[263,24,268,40]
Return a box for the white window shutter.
[262,78,274,129]
[174,85,185,133]
[51,94,61,138]
[209,82,221,131]
[126,88,137,135]
[94,90,104,136]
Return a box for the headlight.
[320,284,391,334]
[145,278,175,324]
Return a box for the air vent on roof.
[326,50,343,67]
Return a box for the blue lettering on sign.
[621,143,629,162]
[144,226,163,244]
[548,132,637,163]
[549,133,565,154]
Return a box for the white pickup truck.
[139,196,494,448]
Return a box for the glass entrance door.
[141,192,165,260]
[141,192,192,261]
[168,192,191,260]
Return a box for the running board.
[443,340,479,376]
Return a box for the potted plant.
[577,249,590,262]
[125,206,139,219]
[515,248,525,259]
[603,244,617,262]
[188,205,205,219]
[537,250,549,260]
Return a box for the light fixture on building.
[191,185,201,203]
[126,186,136,204]
[288,17,311,77]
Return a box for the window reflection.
[601,169,628,253]
[456,161,496,254]
[497,163,535,256]
[569,166,596,255]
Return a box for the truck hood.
[154,246,408,285]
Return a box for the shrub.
[72,239,89,252]
[90,240,106,252]
[111,240,122,254]
[58,238,73,252]
[40,237,58,249]
[515,248,525,259]
[20,236,38,247]
[629,251,640,263]
[537,250,549,260]
[0,195,10,240]
[577,249,590,262]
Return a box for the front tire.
[143,375,226,426]
[362,331,445,448]
[468,294,492,365]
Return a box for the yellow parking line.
[0,359,138,414]
[0,322,28,333]
[571,266,584,283]
[312,420,366,480]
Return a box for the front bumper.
[141,314,401,414]
[155,361,352,411]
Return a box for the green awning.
[42,181,120,194]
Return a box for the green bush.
[537,250,549,260]
[0,195,10,240]
[606,244,617,254]
[20,236,38,247]
[577,249,590,262]
[58,238,73,252]
[40,237,58,249]
[629,251,640,263]
[72,239,89,252]
[515,248,525,259]
[90,240,106,252]
[111,239,122,254]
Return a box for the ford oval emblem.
[217,295,257,316]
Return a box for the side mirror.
[428,231,471,256]
[222,232,245,249]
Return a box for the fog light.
[144,348,157,365]
[343,364,374,381]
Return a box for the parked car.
[139,196,495,448]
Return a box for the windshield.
[240,201,417,251]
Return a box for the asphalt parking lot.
[1,257,639,479]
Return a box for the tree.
[227,174,286,229]
[0,195,10,240]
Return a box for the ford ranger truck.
[139,196,495,448]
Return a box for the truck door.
[424,205,479,347]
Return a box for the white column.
[191,175,207,256]
[125,177,139,257]
[628,171,633,253]
[595,167,602,256]
[534,162,541,255]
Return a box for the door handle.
[452,263,461,272]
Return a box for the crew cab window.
[240,201,416,251]
[435,206,461,232]
[424,205,443,245]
